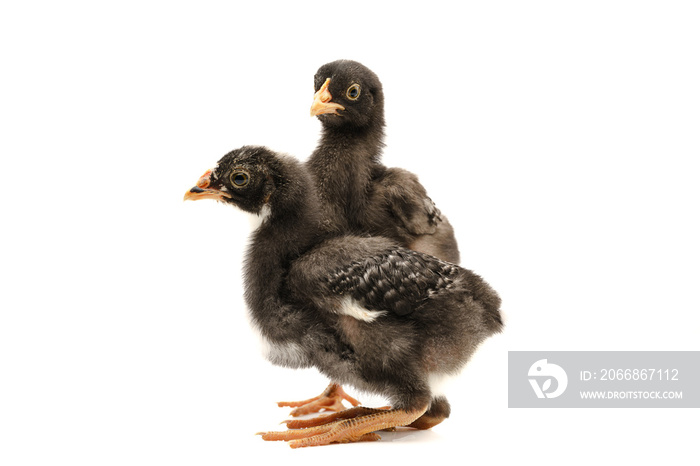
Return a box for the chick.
[184,146,502,448]
[296,60,465,414]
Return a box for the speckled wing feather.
[326,249,460,316]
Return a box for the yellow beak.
[310,78,345,117]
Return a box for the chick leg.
[283,406,390,429]
[277,383,360,416]
[259,406,428,448]
[284,397,447,431]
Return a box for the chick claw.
[277,383,360,416]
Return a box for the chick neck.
[242,169,324,342]
[308,110,386,234]
[313,110,386,165]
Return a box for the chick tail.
[460,269,504,334]
[483,302,504,334]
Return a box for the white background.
[1,1,698,464]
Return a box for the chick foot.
[277,383,360,417]
[259,406,428,448]
[283,406,390,429]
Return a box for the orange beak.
[310,78,345,117]
[183,168,232,202]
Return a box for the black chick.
[288,59,465,416]
[184,146,502,448]
[308,59,461,263]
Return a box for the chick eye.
[230,170,250,188]
[346,83,361,100]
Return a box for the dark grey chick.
[184,146,502,448]
[292,59,464,416]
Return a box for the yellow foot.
[283,406,390,429]
[258,405,428,448]
[277,383,361,417]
